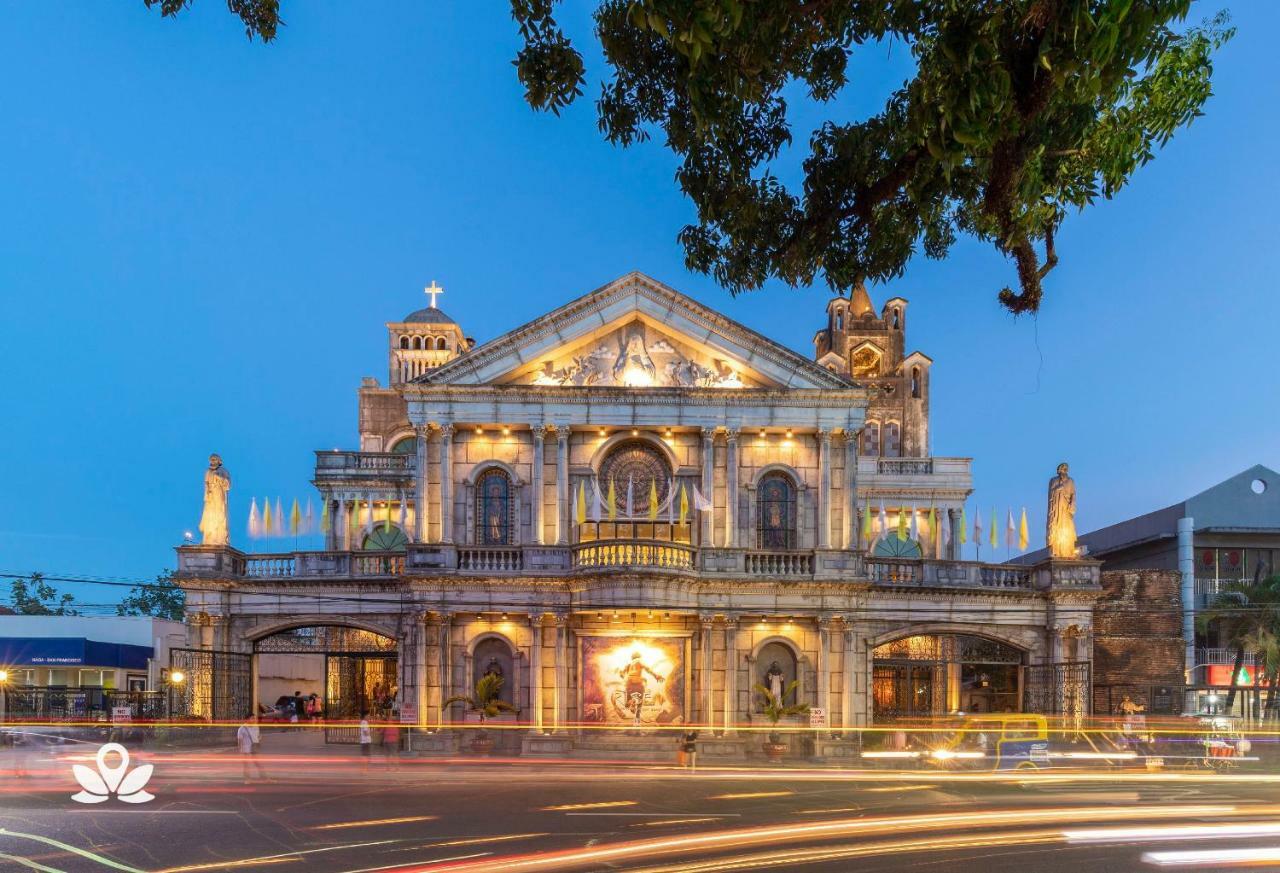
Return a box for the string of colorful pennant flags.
[861,500,1031,557]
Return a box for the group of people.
[357,710,402,770]
[269,690,324,724]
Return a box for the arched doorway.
[253,625,398,743]
[871,633,1024,721]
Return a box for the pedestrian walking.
[237,714,265,783]
[382,719,401,769]
[358,711,372,772]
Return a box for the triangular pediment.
[414,272,852,391]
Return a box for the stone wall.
[1094,569,1185,687]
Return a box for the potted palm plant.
[445,673,514,755]
[755,680,809,762]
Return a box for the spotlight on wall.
[631,429,639,437]
[785,429,793,439]
[664,612,671,620]
[502,426,510,436]
[613,610,619,619]
[475,425,483,435]
[500,612,508,621]
[597,612,604,620]
[599,428,607,437]
[665,428,673,437]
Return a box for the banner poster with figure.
[579,635,689,727]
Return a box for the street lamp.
[166,670,186,721]
[0,668,9,725]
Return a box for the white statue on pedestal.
[1046,462,1077,558]
[199,453,231,546]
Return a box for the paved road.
[2,738,1279,872]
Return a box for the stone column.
[556,426,570,545]
[529,613,544,733]
[841,620,865,729]
[723,617,739,735]
[437,611,453,726]
[700,428,715,547]
[531,425,547,546]
[553,612,569,733]
[414,425,430,542]
[844,431,859,549]
[700,615,715,729]
[818,430,832,549]
[336,497,349,550]
[439,424,455,544]
[817,615,832,736]
[724,428,740,548]
[950,508,962,560]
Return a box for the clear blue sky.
[1,3,1275,607]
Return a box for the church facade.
[175,272,1099,755]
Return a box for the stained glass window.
[390,437,417,455]
[476,469,514,545]
[756,473,797,549]
[363,526,408,551]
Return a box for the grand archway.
[252,625,398,742]
[871,633,1025,721]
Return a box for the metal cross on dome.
[424,281,444,309]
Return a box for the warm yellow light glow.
[543,800,637,811]
[169,670,185,684]
[710,790,794,800]
[0,669,8,682]
[622,366,654,387]
[599,428,607,437]
[311,815,436,830]
[502,426,510,436]
[475,425,483,434]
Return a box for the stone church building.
[176,272,1099,756]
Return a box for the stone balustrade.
[313,450,415,481]
[744,551,815,577]
[178,543,1090,591]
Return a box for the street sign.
[111,707,132,723]
[809,708,827,728]
[399,702,417,724]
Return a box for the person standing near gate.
[237,714,265,783]
[358,711,372,772]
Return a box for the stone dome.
[403,307,457,325]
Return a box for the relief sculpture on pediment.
[528,323,748,389]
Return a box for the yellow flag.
[648,478,659,522]
[862,501,873,543]
[320,499,330,534]
[959,505,968,544]
[679,484,689,525]
[1019,507,1029,551]
[575,481,586,525]
[262,497,273,535]
[290,498,301,536]
[896,507,907,541]
[989,506,998,549]
[928,506,937,550]
[607,478,617,522]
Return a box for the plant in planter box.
[445,673,514,753]
[754,680,809,760]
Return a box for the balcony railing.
[1197,647,1260,666]
[314,451,416,479]
[458,546,523,573]
[573,540,695,571]
[877,458,933,476]
[867,557,1034,590]
[745,551,815,576]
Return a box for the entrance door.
[324,655,398,743]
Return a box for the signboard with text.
[809,708,827,728]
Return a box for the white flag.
[626,474,634,518]
[589,478,604,523]
[248,498,260,539]
[304,498,314,535]
[878,500,888,538]
[1006,508,1016,551]
[667,478,676,525]
[397,495,406,532]
[274,498,286,537]
[692,485,712,512]
[909,505,918,542]
[941,512,951,546]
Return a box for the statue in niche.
[1046,462,1078,558]
[764,661,786,701]
[198,453,231,546]
[483,657,504,679]
[614,329,656,386]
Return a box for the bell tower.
[388,282,467,385]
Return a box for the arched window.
[476,469,514,545]
[891,309,901,330]
[883,422,901,457]
[472,637,515,705]
[911,367,921,398]
[861,422,880,457]
[389,437,417,455]
[836,312,844,330]
[412,336,422,350]
[399,336,409,350]
[756,473,798,550]
[436,337,448,351]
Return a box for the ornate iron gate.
[1022,661,1091,718]
[324,655,399,743]
[169,648,253,722]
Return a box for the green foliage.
[445,672,517,722]
[145,1,1232,313]
[512,0,1232,313]
[8,573,78,615]
[116,571,187,621]
[1198,576,1280,706]
[754,680,809,726]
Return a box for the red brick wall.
[1094,569,1185,687]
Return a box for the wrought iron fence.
[0,689,167,721]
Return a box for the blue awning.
[0,637,152,670]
